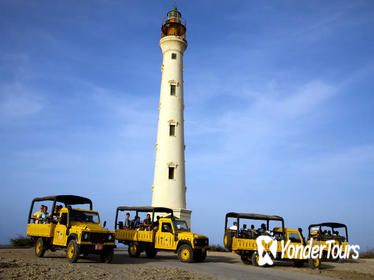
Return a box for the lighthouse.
[152,7,191,226]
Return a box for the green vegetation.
[10,235,34,248]
[209,244,228,252]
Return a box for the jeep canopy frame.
[308,222,348,242]
[115,206,174,230]
[28,195,93,223]
[225,212,286,239]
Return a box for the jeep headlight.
[82,232,90,241]
[108,234,113,241]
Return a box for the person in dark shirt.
[153,216,161,231]
[143,214,152,230]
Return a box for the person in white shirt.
[229,222,238,230]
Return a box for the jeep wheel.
[100,248,114,263]
[308,258,321,269]
[145,246,157,258]
[293,260,305,267]
[67,240,80,263]
[193,250,207,262]
[128,242,141,257]
[241,255,251,265]
[177,244,193,263]
[223,232,232,250]
[35,238,46,257]
[251,251,260,266]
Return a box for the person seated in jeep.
[143,214,152,230]
[258,223,267,235]
[153,216,161,231]
[133,216,141,229]
[250,224,257,239]
[229,222,238,230]
[31,205,44,224]
[52,205,62,223]
[124,212,131,228]
[40,205,49,224]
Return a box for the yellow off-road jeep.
[27,195,116,263]
[307,222,349,260]
[114,206,209,263]
[223,212,321,269]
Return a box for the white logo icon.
[256,236,277,266]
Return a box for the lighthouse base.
[173,208,192,229]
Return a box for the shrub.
[209,244,228,252]
[10,235,34,248]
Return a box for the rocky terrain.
[0,249,214,280]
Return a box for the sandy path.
[1,248,373,280]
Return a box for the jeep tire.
[67,239,80,263]
[128,242,141,257]
[308,257,321,269]
[100,248,114,263]
[35,238,46,257]
[251,251,260,266]
[145,246,157,258]
[293,260,305,267]
[177,244,193,263]
[193,250,207,262]
[241,254,251,265]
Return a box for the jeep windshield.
[174,220,188,231]
[70,210,99,223]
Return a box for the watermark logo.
[256,236,277,266]
[256,237,360,263]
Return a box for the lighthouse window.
[171,53,177,60]
[169,124,176,136]
[168,167,175,180]
[170,84,176,96]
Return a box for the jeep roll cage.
[115,206,174,230]
[225,212,286,239]
[28,195,93,223]
[308,222,348,242]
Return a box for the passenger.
[229,222,238,230]
[153,216,161,231]
[124,212,131,228]
[240,224,248,238]
[40,206,49,224]
[31,205,44,224]
[52,205,61,223]
[258,223,267,234]
[327,230,332,237]
[133,216,141,228]
[143,214,152,230]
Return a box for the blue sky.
[0,0,373,250]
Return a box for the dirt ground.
[0,248,213,280]
[274,257,374,280]
[1,248,373,280]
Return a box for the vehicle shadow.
[274,260,335,270]
[111,251,238,265]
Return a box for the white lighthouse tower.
[152,7,191,226]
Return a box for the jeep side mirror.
[103,221,107,228]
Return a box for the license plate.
[95,244,103,250]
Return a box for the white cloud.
[0,82,44,123]
[187,80,336,162]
